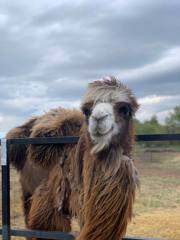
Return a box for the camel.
[7,77,140,240]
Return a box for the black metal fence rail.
[1,133,180,240]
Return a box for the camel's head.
[81,77,139,153]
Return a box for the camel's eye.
[82,107,91,117]
[117,104,132,117]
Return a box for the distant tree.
[134,115,165,148]
[149,115,159,125]
[134,107,180,149]
[134,115,164,135]
[165,106,180,133]
[134,118,142,134]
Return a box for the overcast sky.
[0,0,180,136]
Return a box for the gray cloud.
[0,0,180,132]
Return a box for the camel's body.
[7,77,139,240]
[7,109,84,230]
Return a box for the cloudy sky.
[0,0,180,136]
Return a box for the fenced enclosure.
[1,134,180,240]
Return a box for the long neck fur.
[77,123,139,240]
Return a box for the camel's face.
[82,101,132,153]
[81,77,138,153]
[89,102,116,138]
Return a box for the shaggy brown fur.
[7,77,139,240]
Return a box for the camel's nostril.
[92,114,108,122]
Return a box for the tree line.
[134,106,180,148]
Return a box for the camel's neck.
[84,130,132,172]
[90,146,132,178]
[82,143,124,198]
[96,144,123,167]
[81,140,138,239]
[80,129,133,199]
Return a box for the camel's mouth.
[92,126,114,138]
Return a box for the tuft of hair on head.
[81,76,139,115]
[89,76,125,88]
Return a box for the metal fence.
[1,133,180,240]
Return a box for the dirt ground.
[0,149,180,240]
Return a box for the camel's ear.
[6,118,37,171]
[131,98,139,116]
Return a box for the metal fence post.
[1,138,11,240]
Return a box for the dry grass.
[127,208,180,240]
[0,150,180,240]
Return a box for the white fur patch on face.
[88,103,119,153]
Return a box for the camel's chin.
[90,129,114,154]
[91,126,114,139]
